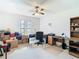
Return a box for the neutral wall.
[40,8,79,37]
[0,0,40,33]
[0,12,19,32]
[0,12,40,33]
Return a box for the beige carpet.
[0,44,78,59]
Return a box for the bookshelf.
[70,17,79,58]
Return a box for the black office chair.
[36,31,44,45]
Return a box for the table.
[48,35,64,45]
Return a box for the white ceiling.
[13,0,79,13]
[1,0,79,14]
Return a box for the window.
[19,16,40,35]
[20,19,32,35]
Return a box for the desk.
[48,36,55,45]
[48,35,64,45]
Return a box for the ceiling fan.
[32,5,45,15]
[24,0,48,16]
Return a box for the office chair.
[36,31,44,45]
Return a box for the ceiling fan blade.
[40,13,45,15]
[38,11,45,15]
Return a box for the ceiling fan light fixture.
[32,5,46,16]
[40,8,44,11]
[35,6,39,9]
[40,12,45,15]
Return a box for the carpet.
[8,47,58,59]
[7,46,78,59]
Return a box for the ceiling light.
[32,5,45,15]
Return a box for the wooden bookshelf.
[70,17,79,58]
[70,37,79,41]
[70,45,79,48]
[69,52,79,58]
